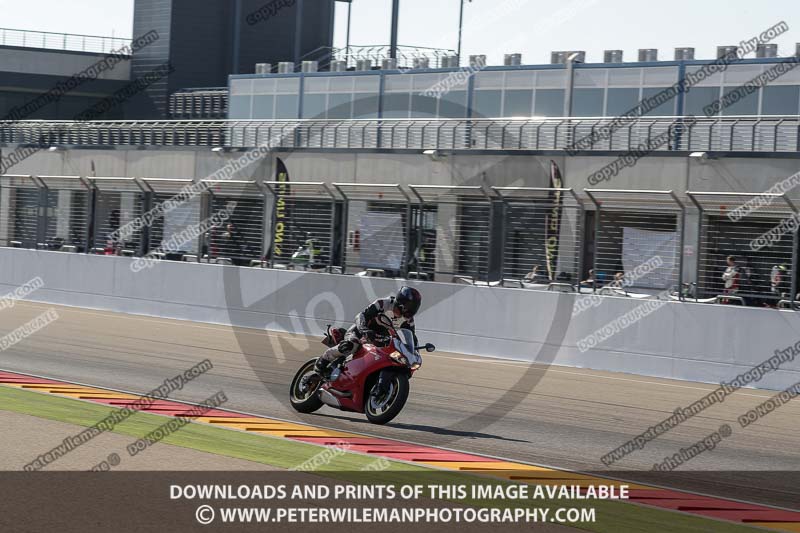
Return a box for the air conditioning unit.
[717,46,739,59]
[551,51,585,64]
[330,60,347,72]
[356,59,372,71]
[638,49,658,62]
[756,44,778,58]
[441,55,459,68]
[603,50,623,63]
[674,47,695,61]
[277,62,294,73]
[413,57,430,69]
[301,60,318,73]
[382,58,398,70]
[504,53,522,66]
[255,63,271,74]
[469,55,487,68]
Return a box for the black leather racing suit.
[319,296,417,364]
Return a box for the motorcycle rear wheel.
[365,373,409,425]
[289,359,324,413]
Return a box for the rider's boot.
[313,357,330,377]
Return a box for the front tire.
[365,372,409,425]
[289,359,324,413]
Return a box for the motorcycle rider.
[314,286,422,376]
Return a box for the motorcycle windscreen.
[395,329,421,367]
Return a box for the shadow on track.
[313,412,531,443]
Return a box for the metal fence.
[3,174,800,309]
[2,116,798,152]
[0,27,130,55]
[688,192,798,307]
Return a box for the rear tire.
[289,359,324,413]
[365,373,409,425]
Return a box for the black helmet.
[394,286,421,319]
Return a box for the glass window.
[411,93,438,117]
[536,70,566,88]
[382,92,411,118]
[329,77,353,92]
[230,79,253,96]
[474,71,504,89]
[302,94,326,119]
[641,87,677,116]
[606,88,640,116]
[503,89,533,117]
[684,86,720,116]
[504,71,535,89]
[354,76,380,92]
[251,78,276,94]
[761,85,800,115]
[572,88,604,116]
[274,95,298,119]
[352,94,380,118]
[251,95,273,119]
[385,74,412,91]
[275,78,300,94]
[534,89,564,116]
[721,86,758,115]
[642,67,679,86]
[439,90,468,118]
[607,68,641,87]
[327,93,352,119]
[473,90,502,118]
[304,78,328,92]
[574,69,606,88]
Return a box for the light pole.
[457,0,472,66]
[390,0,400,59]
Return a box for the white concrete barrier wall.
[2,248,799,391]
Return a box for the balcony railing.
[0,116,798,152]
[0,27,131,55]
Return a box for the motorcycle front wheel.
[289,359,324,413]
[365,373,409,425]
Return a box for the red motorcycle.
[289,315,435,425]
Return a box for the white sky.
[0,0,797,65]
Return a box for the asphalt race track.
[1,301,798,510]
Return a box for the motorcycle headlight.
[410,362,422,370]
[389,351,408,365]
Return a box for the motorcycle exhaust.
[318,389,341,408]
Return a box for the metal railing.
[169,89,229,119]
[3,174,800,310]
[0,27,131,55]
[332,45,457,70]
[2,116,797,152]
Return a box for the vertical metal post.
[340,198,349,271]
[140,192,152,256]
[686,192,704,301]
[792,228,799,309]
[37,181,48,249]
[390,0,400,60]
[268,187,279,268]
[457,0,466,65]
[496,197,508,283]
[345,0,352,62]
[671,191,686,301]
[585,190,601,293]
[322,184,337,271]
[84,183,96,253]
